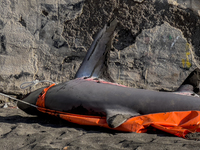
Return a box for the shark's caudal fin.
[75,19,117,81]
[176,68,200,94]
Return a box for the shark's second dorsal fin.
[176,84,194,92]
[176,68,200,93]
[75,19,118,81]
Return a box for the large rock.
[0,0,200,97]
[0,0,85,95]
[109,22,197,90]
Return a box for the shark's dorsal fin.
[75,19,117,81]
[106,109,139,128]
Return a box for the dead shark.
[17,19,200,129]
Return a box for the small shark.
[18,19,200,128]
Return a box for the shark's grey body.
[18,19,200,128]
[45,79,200,116]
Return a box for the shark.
[17,19,200,129]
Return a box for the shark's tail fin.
[75,19,118,81]
[176,68,200,93]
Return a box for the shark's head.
[17,87,45,115]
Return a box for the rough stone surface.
[1,0,200,96]
[175,0,200,15]
[1,0,200,95]
[109,22,197,90]
[0,0,85,95]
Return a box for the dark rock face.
[0,0,200,95]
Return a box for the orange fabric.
[36,83,56,107]
[36,82,200,138]
[37,106,200,138]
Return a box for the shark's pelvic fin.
[75,19,118,80]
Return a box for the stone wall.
[0,0,200,97]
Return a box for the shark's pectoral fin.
[106,110,140,128]
[107,114,132,128]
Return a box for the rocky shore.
[1,108,200,150]
[1,0,200,149]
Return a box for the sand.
[1,108,200,150]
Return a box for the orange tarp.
[38,107,200,138]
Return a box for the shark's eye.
[21,93,31,100]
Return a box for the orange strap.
[36,83,56,107]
